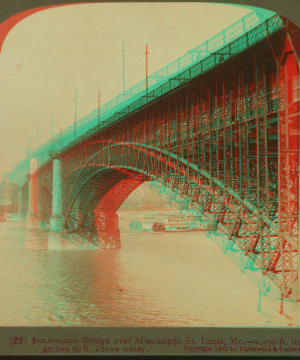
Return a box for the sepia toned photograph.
[0,0,300,355]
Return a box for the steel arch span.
[35,141,295,298]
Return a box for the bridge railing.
[60,10,269,128]
[11,8,282,183]
[70,13,284,138]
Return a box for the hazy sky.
[0,3,254,182]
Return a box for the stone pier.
[26,151,40,228]
[3,173,11,218]
[49,153,62,231]
[18,188,25,218]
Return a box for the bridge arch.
[63,167,143,247]
[36,140,295,296]
[63,140,274,220]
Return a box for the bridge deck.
[7,10,283,184]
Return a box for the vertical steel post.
[209,87,213,190]
[98,90,101,128]
[122,42,126,93]
[145,45,149,96]
[233,63,237,192]
[223,79,227,191]
[262,62,270,274]
[75,89,77,140]
[245,81,250,198]
[51,112,54,152]
[254,54,265,294]
[186,90,190,165]
[229,89,233,190]
[192,92,195,165]
[168,100,171,150]
[180,96,184,159]
[199,83,204,173]
[216,74,219,185]
[238,71,242,197]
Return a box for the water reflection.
[0,217,292,327]
[25,228,48,250]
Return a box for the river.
[0,215,292,327]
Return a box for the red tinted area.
[0,3,80,53]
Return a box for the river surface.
[0,216,291,327]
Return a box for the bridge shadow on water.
[0,216,295,327]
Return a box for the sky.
[0,3,257,183]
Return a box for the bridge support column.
[3,173,11,218]
[18,188,24,218]
[24,174,30,216]
[49,154,62,231]
[94,209,121,249]
[26,152,40,228]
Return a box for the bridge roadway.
[2,11,300,324]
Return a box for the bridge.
[1,10,300,316]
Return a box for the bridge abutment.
[18,188,25,218]
[25,152,41,228]
[49,153,62,231]
[3,173,11,218]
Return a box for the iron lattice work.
[34,22,300,298]
[55,138,291,296]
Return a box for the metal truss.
[34,24,300,298]
[44,139,290,295]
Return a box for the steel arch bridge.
[3,13,300,302]
[36,137,296,298]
